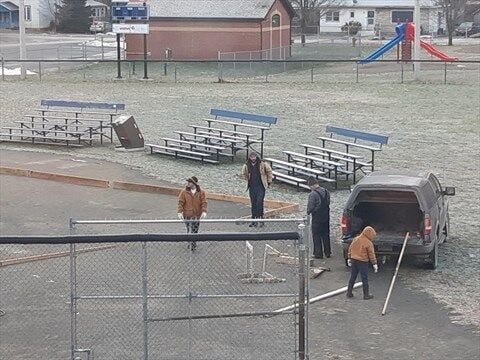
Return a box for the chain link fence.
[0,218,310,360]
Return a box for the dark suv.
[340,171,455,269]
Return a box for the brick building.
[125,0,295,60]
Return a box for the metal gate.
[68,218,309,360]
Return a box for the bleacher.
[146,109,277,164]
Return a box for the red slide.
[420,40,458,61]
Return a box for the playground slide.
[420,40,458,61]
[358,33,405,64]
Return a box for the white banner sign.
[113,23,149,34]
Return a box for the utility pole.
[414,0,421,80]
[19,0,26,79]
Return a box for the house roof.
[339,0,438,8]
[86,0,108,7]
[148,0,295,20]
[0,1,18,12]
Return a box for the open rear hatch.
[346,190,425,252]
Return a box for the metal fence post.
[265,61,269,83]
[401,61,404,84]
[174,64,177,83]
[297,223,307,360]
[69,218,78,360]
[356,62,359,83]
[142,242,149,360]
[304,217,310,359]
[38,61,42,81]
[311,67,313,83]
[444,62,447,84]
[101,36,104,61]
[1,57,4,81]
[218,62,223,82]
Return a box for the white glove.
[177,213,184,220]
[347,259,352,267]
[201,212,207,219]
[373,264,378,273]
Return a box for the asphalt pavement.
[0,149,478,359]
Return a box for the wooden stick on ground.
[382,232,410,316]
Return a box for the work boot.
[346,284,354,298]
[258,216,265,227]
[362,283,373,300]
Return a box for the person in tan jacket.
[241,152,273,227]
[177,176,207,250]
[346,226,378,300]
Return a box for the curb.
[0,166,299,217]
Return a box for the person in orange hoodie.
[177,176,208,251]
[346,226,378,300]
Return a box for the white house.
[4,0,58,29]
[319,0,442,36]
[4,0,108,30]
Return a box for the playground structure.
[360,23,458,64]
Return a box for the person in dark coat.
[306,177,331,259]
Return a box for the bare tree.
[38,0,61,32]
[290,0,345,45]
[433,0,467,45]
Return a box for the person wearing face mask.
[241,152,273,227]
[177,176,208,250]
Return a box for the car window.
[428,174,443,194]
[421,183,436,208]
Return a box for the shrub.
[341,21,362,35]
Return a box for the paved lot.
[0,150,478,359]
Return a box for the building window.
[367,10,375,25]
[350,12,355,18]
[272,14,280,27]
[326,11,340,22]
[391,10,413,23]
[24,5,31,22]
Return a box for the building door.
[270,14,282,59]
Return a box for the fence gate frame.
[67,218,310,360]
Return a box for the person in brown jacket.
[346,226,378,300]
[241,152,273,227]
[177,176,208,250]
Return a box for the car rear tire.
[425,241,438,270]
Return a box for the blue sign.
[112,5,149,21]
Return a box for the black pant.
[348,259,369,296]
[249,186,265,218]
[311,217,330,257]
[184,217,200,233]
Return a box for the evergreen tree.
[56,0,91,33]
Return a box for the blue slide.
[359,24,405,64]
